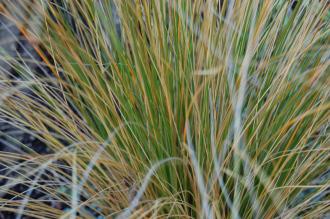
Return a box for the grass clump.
[0,0,329,218]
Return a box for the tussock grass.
[0,0,329,218]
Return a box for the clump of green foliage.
[0,0,329,218]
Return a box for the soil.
[0,14,56,218]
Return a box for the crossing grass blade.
[0,0,329,218]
